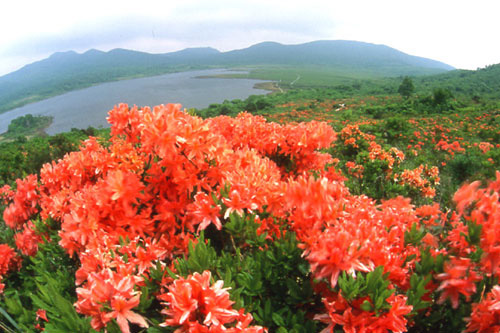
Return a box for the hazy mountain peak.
[84,49,105,55]
[165,47,220,56]
[247,41,283,48]
[49,50,78,59]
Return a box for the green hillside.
[0,48,220,113]
[414,63,500,99]
[0,40,454,113]
[221,41,453,75]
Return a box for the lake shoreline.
[0,69,271,135]
[0,115,53,143]
[195,73,280,93]
[0,67,219,115]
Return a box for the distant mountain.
[0,40,454,113]
[220,40,454,74]
[0,47,220,113]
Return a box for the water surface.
[0,69,269,135]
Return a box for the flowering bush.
[0,102,499,332]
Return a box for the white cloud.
[1,0,499,74]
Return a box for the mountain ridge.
[221,40,454,71]
[0,40,455,113]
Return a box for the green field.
[203,65,396,91]
[200,63,500,102]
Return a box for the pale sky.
[1,0,499,76]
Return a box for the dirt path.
[290,74,301,86]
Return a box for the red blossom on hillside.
[436,257,481,309]
[453,172,500,278]
[3,174,39,230]
[0,244,22,294]
[75,269,146,331]
[466,285,500,332]
[14,221,45,256]
[189,192,222,231]
[3,100,500,332]
[316,293,412,333]
[158,271,266,332]
[36,309,48,322]
[395,164,439,198]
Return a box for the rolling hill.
[414,63,500,98]
[221,40,454,74]
[0,40,455,113]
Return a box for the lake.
[0,69,270,135]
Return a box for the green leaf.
[146,327,171,333]
[272,313,286,327]
[406,273,432,313]
[0,306,21,332]
[404,223,426,246]
[3,293,24,317]
[466,221,483,246]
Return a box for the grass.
[197,65,397,95]
[201,65,374,86]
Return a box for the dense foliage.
[0,128,99,187]
[0,93,499,333]
[398,77,414,99]
[1,114,53,140]
[416,63,500,100]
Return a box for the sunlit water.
[0,69,270,135]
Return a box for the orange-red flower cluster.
[158,271,266,332]
[394,165,440,198]
[436,257,481,309]
[345,161,364,179]
[1,103,336,332]
[75,267,148,332]
[435,139,466,155]
[478,141,494,154]
[453,172,500,278]
[316,293,412,333]
[339,124,375,149]
[286,173,423,331]
[206,112,336,175]
[1,101,499,332]
[3,175,39,230]
[0,243,21,293]
[14,221,45,256]
[368,142,405,172]
[0,184,14,204]
[466,286,500,333]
